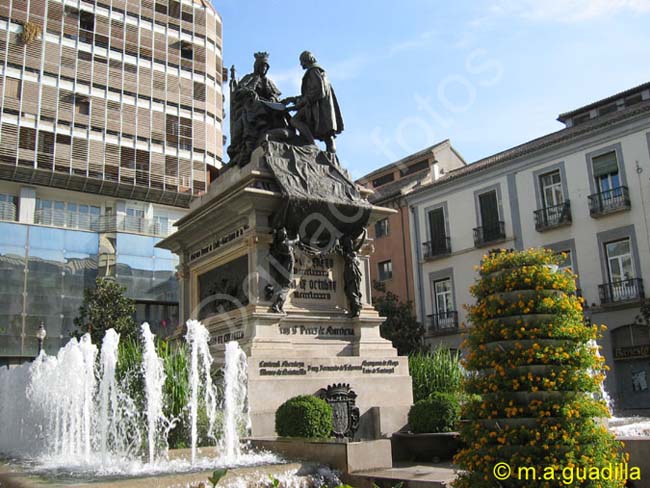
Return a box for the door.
[428,207,446,253]
[433,278,453,329]
[479,190,500,241]
[606,239,634,300]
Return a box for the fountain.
[0,320,282,482]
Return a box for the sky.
[213,0,650,179]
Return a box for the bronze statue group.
[228,51,365,318]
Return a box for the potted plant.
[394,392,462,461]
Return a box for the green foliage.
[208,468,228,487]
[408,393,460,433]
[275,395,333,439]
[409,346,463,402]
[373,281,424,355]
[74,277,138,344]
[115,337,195,450]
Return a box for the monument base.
[158,141,413,440]
[247,355,412,438]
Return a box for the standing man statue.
[283,51,344,153]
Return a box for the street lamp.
[36,321,46,355]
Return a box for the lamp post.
[36,321,46,355]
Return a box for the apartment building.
[407,82,650,410]
[0,0,223,364]
[357,140,465,306]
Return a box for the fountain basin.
[0,458,338,488]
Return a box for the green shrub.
[275,395,333,439]
[409,346,463,402]
[408,393,460,433]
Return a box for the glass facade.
[0,222,178,358]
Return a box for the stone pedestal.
[158,143,413,438]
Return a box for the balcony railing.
[423,237,451,259]
[598,278,644,305]
[0,201,17,222]
[588,186,631,217]
[98,215,172,237]
[534,201,572,231]
[473,221,506,247]
[34,209,100,232]
[426,311,459,335]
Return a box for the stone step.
[350,462,460,488]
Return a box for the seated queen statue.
[227,52,290,167]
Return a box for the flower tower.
[454,248,626,488]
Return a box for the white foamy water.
[142,323,167,464]
[0,320,277,478]
[220,341,251,463]
[185,319,218,465]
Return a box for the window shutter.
[428,208,446,242]
[592,151,618,177]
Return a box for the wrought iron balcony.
[534,201,572,231]
[473,221,506,247]
[426,311,459,335]
[423,237,451,259]
[588,186,631,217]
[598,278,644,305]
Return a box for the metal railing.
[534,201,572,231]
[423,237,451,259]
[588,186,631,216]
[0,201,17,222]
[426,311,459,334]
[34,209,100,231]
[98,214,172,237]
[599,278,644,305]
[473,221,506,247]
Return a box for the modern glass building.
[0,0,224,365]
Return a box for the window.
[372,173,394,188]
[540,170,564,208]
[375,218,389,239]
[400,160,429,177]
[557,250,573,273]
[79,11,95,31]
[475,189,504,245]
[36,199,100,230]
[606,238,634,283]
[153,215,169,236]
[603,238,640,302]
[126,207,145,232]
[433,278,453,315]
[593,151,621,194]
[75,97,90,116]
[178,117,193,150]
[180,41,193,61]
[155,2,167,15]
[377,260,392,281]
[425,206,449,257]
[6,77,21,99]
[19,127,37,150]
[0,194,17,221]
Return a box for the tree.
[74,277,138,344]
[373,281,424,355]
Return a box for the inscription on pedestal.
[279,325,354,337]
[289,252,343,307]
[257,359,399,377]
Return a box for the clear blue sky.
[214,0,650,179]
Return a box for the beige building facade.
[407,82,650,410]
[357,140,465,308]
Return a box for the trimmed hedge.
[408,392,460,433]
[275,395,333,439]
